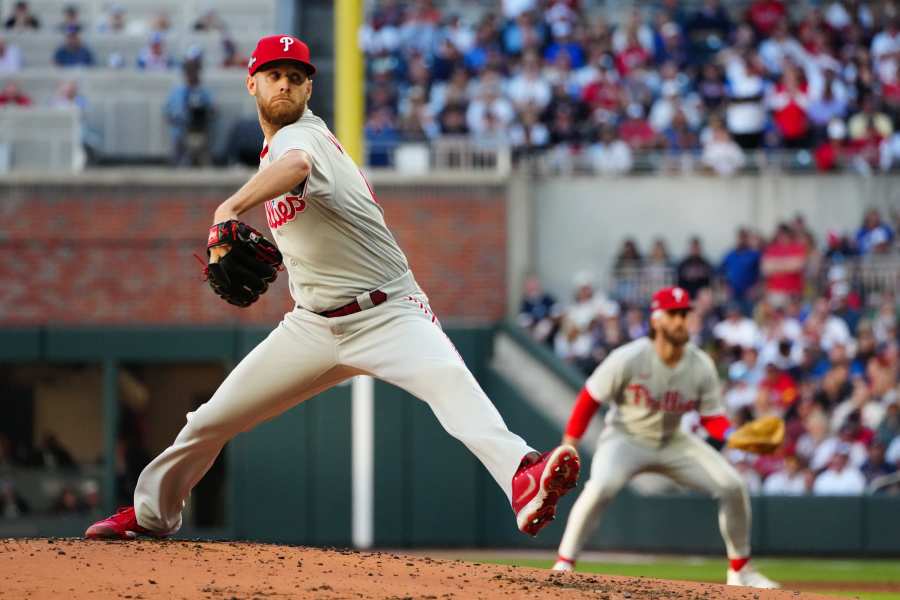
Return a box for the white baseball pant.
[133,274,534,533]
[558,427,751,561]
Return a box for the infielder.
[552,287,779,589]
[85,35,579,540]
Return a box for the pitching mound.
[1,538,834,599]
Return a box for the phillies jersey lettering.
[262,108,410,313]
[585,338,723,444]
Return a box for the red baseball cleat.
[84,506,162,540]
[512,445,580,536]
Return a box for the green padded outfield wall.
[1,327,899,554]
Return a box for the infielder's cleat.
[85,506,162,540]
[512,445,580,536]
[552,557,575,572]
[726,564,780,589]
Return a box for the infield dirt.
[0,538,841,599]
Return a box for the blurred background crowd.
[519,206,900,497]
[360,0,900,174]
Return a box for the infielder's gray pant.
[558,427,751,561]
[134,285,534,534]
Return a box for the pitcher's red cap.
[651,286,692,311]
[248,35,316,76]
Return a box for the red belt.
[317,290,388,318]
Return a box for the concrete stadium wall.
[529,174,900,299]
[0,172,508,325]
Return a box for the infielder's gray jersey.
[585,338,724,445]
[262,108,411,312]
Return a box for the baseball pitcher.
[85,35,579,541]
[552,287,780,589]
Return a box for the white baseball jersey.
[585,337,724,445]
[261,108,411,313]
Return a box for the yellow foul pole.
[334,0,364,164]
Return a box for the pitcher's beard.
[259,98,305,128]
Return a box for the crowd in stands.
[0,1,257,166]
[361,0,900,173]
[519,206,900,495]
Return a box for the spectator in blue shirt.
[54,26,94,67]
[855,208,895,254]
[518,275,559,345]
[164,61,215,166]
[720,227,761,309]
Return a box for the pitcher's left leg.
[341,297,578,535]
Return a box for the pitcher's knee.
[716,477,747,502]
[179,408,238,444]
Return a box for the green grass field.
[472,556,900,600]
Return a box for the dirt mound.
[0,538,835,599]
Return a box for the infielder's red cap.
[248,34,316,77]
[651,286,692,311]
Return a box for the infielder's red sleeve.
[700,414,732,442]
[564,387,601,440]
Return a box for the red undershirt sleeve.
[564,387,601,440]
[700,414,732,442]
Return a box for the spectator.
[465,74,515,135]
[52,485,87,514]
[701,117,746,176]
[768,63,810,148]
[813,446,866,495]
[509,104,550,157]
[722,51,767,150]
[847,95,894,141]
[720,227,761,308]
[442,14,476,55]
[518,275,559,345]
[224,117,264,167]
[683,0,733,65]
[811,421,868,471]
[0,36,22,73]
[545,21,585,69]
[714,302,762,350]
[814,118,848,172]
[757,362,798,415]
[3,1,39,30]
[164,61,215,167]
[676,236,714,299]
[746,0,786,39]
[57,4,82,33]
[193,9,226,32]
[97,4,145,35]
[758,19,806,76]
[222,38,248,69]
[507,51,552,111]
[137,32,175,70]
[855,208,895,255]
[0,81,30,106]
[618,103,658,152]
[365,106,400,167]
[54,26,95,67]
[762,453,807,495]
[587,124,632,175]
[807,69,849,139]
[861,441,896,483]
[35,433,77,470]
[761,224,807,305]
[697,63,727,111]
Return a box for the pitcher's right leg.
[86,310,345,538]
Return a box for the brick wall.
[0,181,507,325]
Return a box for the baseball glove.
[726,415,785,454]
[204,220,283,307]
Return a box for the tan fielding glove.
[726,415,785,454]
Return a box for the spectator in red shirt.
[814,118,847,172]
[761,224,807,304]
[615,31,651,78]
[769,63,810,148]
[618,103,658,150]
[0,81,30,106]
[757,361,799,415]
[746,0,786,38]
